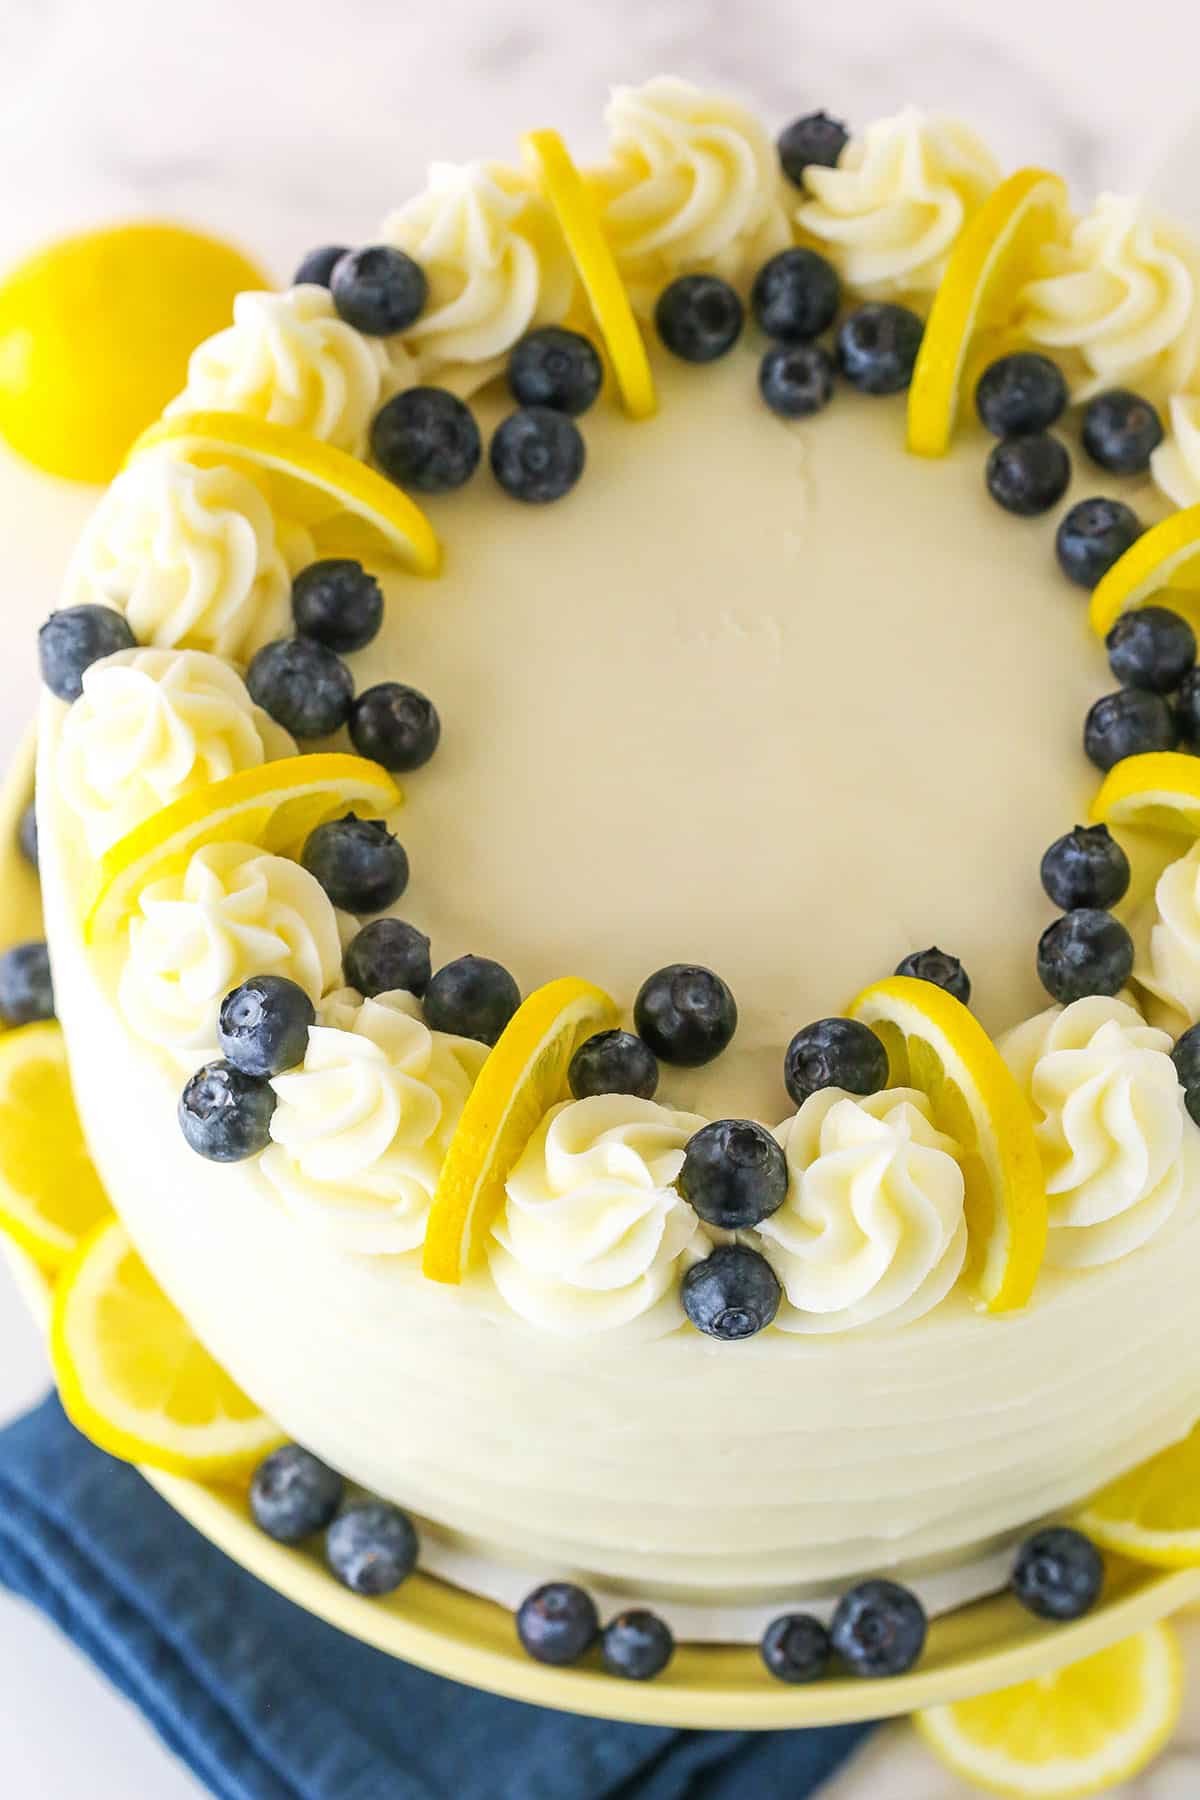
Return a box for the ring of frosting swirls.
[1130,840,1200,1033]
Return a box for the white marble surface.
[2,0,1200,1792]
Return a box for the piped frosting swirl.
[1131,839,1200,1032]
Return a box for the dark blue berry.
[344,918,431,998]
[508,327,603,416]
[601,1610,674,1681]
[490,407,585,504]
[1056,498,1143,589]
[293,244,350,289]
[330,245,427,335]
[516,1582,598,1666]
[634,964,737,1067]
[1012,1527,1104,1622]
[300,813,409,914]
[836,304,923,395]
[1172,1026,1200,1127]
[423,954,519,1046]
[759,343,835,419]
[831,1580,926,1678]
[17,801,37,871]
[1041,825,1130,912]
[1037,910,1134,1004]
[1178,668,1200,750]
[218,975,314,1078]
[761,1613,831,1684]
[0,941,53,1025]
[975,353,1068,437]
[371,387,481,494]
[250,1444,344,1544]
[1084,688,1176,771]
[39,604,136,702]
[679,1119,788,1230]
[245,637,354,739]
[326,1501,418,1596]
[986,433,1071,516]
[777,112,849,185]
[349,683,440,772]
[655,275,744,363]
[1082,389,1164,475]
[1106,605,1195,693]
[568,1029,659,1101]
[894,947,970,1005]
[178,1059,275,1161]
[751,248,840,343]
[784,1017,887,1108]
[681,1244,781,1340]
[291,559,383,653]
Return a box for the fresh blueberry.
[250,1445,344,1544]
[830,1580,926,1678]
[777,111,849,185]
[761,1613,832,1684]
[974,353,1068,437]
[1084,688,1176,772]
[633,964,737,1067]
[490,407,585,504]
[1055,498,1143,589]
[217,975,315,1078]
[1037,909,1134,1004]
[245,637,354,739]
[291,559,384,653]
[601,1610,674,1681]
[894,947,971,1005]
[423,954,520,1046]
[1173,1025,1200,1127]
[836,304,923,395]
[326,1501,418,1597]
[300,813,409,914]
[1106,605,1196,693]
[681,1244,781,1341]
[515,1582,599,1666]
[759,343,836,419]
[349,683,441,772]
[1082,389,1164,475]
[1177,667,1200,750]
[1040,825,1130,911]
[17,801,37,871]
[751,248,840,343]
[655,274,744,363]
[371,387,481,494]
[1012,1527,1104,1622]
[784,1017,887,1108]
[330,245,427,336]
[568,1029,659,1101]
[508,327,603,416]
[0,941,53,1025]
[985,433,1071,517]
[178,1060,275,1161]
[39,604,136,702]
[678,1119,789,1230]
[344,918,432,998]
[293,244,350,289]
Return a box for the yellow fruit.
[423,977,618,1283]
[907,170,1070,457]
[848,976,1046,1311]
[0,223,268,484]
[1090,504,1200,637]
[1078,1419,1200,1565]
[916,1623,1182,1800]
[1090,751,1200,837]
[522,129,657,421]
[52,1217,282,1477]
[132,411,441,576]
[83,752,403,944]
[0,1023,110,1269]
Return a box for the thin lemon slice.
[1090,751,1200,837]
[1090,504,1200,637]
[916,1623,1182,1800]
[0,1023,111,1268]
[131,411,441,575]
[907,169,1069,457]
[848,976,1046,1311]
[1078,1420,1200,1565]
[83,752,403,944]
[522,129,657,421]
[423,976,618,1283]
[52,1217,282,1477]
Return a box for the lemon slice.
[52,1217,282,1477]
[907,169,1069,458]
[422,976,618,1284]
[1077,1419,1200,1565]
[1090,505,1200,638]
[522,129,657,421]
[131,411,442,576]
[1089,751,1200,837]
[848,976,1046,1311]
[83,752,402,944]
[0,1023,111,1269]
[916,1623,1182,1800]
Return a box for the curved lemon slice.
[423,976,618,1284]
[916,1623,1182,1800]
[0,1023,111,1269]
[848,976,1046,1311]
[1078,1420,1200,1566]
[907,169,1069,458]
[522,129,657,421]
[1090,505,1200,637]
[131,411,442,576]
[1089,751,1200,837]
[83,752,403,944]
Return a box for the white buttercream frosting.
[1131,839,1200,1030]
[1150,394,1200,508]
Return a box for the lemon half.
[0,1023,111,1268]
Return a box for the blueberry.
[0,941,54,1025]
[751,248,840,343]
[330,245,427,336]
[761,1613,832,1684]
[678,1119,788,1230]
[490,407,585,504]
[1040,825,1130,912]
[326,1501,418,1597]
[1084,688,1176,772]
[217,975,315,1078]
[633,964,737,1067]
[508,327,603,416]
[1055,498,1143,589]
[568,1029,659,1101]
[985,433,1071,517]
[1173,1026,1200,1126]
[293,244,350,289]
[894,947,970,1005]
[655,274,744,363]
[1012,1527,1104,1622]
[300,813,409,914]
[759,344,836,419]
[423,954,520,1046]
[1106,605,1196,693]
[974,353,1068,437]
[1082,389,1164,475]
[601,1610,674,1681]
[1178,668,1200,750]
[1037,910,1134,1004]
[777,111,849,185]
[350,683,440,772]
[784,1017,887,1108]
[39,604,136,702]
[178,1060,275,1161]
[830,1580,926,1678]
[245,637,354,739]
[344,918,432,998]
[515,1582,599,1666]
[291,559,384,653]
[681,1244,781,1340]
[17,802,37,871]
[250,1445,344,1544]
[836,304,923,395]
[371,387,481,494]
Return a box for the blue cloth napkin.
[0,1395,873,1800]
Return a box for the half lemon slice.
[1090,504,1200,638]
[848,976,1046,1311]
[1089,751,1200,837]
[1078,1419,1200,1566]
[0,1023,111,1269]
